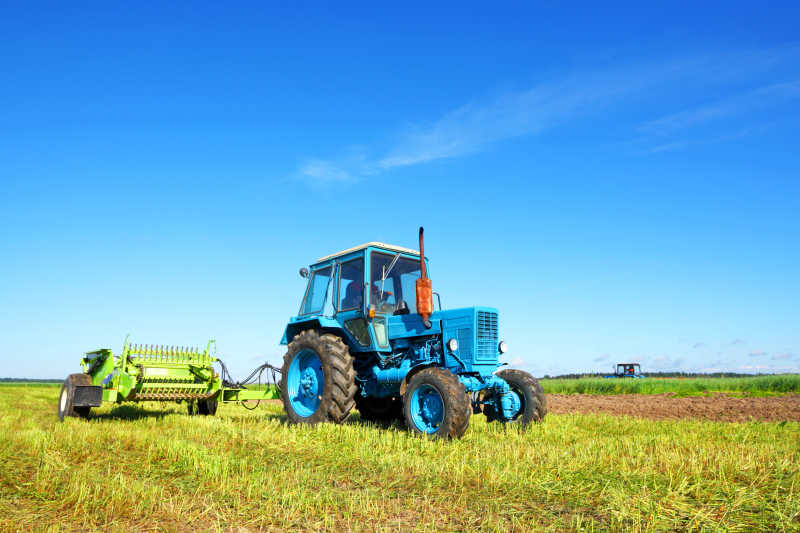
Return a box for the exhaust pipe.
[415,226,433,329]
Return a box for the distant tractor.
[280,228,546,438]
[605,363,645,379]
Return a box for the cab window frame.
[298,265,333,316]
[337,257,365,313]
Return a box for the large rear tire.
[403,368,470,439]
[281,330,357,424]
[483,369,546,427]
[57,374,92,421]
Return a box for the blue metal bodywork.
[281,244,516,420]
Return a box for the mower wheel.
[356,395,403,424]
[483,369,546,427]
[57,374,93,421]
[281,330,357,424]
[198,397,218,415]
[187,397,218,416]
[403,367,471,439]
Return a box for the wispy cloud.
[650,355,685,371]
[772,352,793,360]
[748,351,768,357]
[730,339,746,345]
[296,47,800,183]
[739,364,770,371]
[593,354,610,362]
[646,127,756,154]
[738,363,800,373]
[298,66,649,182]
[692,342,706,349]
[639,81,800,136]
[299,159,355,183]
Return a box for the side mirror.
[299,267,309,279]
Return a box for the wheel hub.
[410,384,444,433]
[500,390,522,420]
[300,367,318,397]
[420,392,443,423]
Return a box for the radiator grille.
[457,328,473,357]
[476,311,498,361]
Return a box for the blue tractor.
[279,228,546,439]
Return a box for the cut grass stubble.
[0,384,798,531]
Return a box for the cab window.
[338,258,364,311]
[300,267,332,315]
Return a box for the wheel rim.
[287,349,324,418]
[506,389,523,421]
[59,387,68,412]
[410,384,444,434]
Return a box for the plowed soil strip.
[548,393,800,422]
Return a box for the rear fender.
[282,317,344,345]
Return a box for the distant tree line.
[542,371,791,379]
[0,377,61,383]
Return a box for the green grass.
[1,385,799,531]
[540,374,800,397]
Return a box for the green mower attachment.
[58,338,280,421]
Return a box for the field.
[1,381,799,532]
[540,374,800,396]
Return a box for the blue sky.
[1,2,798,378]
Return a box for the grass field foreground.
[1,384,798,531]
[540,374,800,396]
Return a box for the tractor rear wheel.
[356,395,403,424]
[281,330,357,424]
[403,368,470,439]
[57,374,92,421]
[483,369,546,427]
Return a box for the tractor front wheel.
[281,330,357,424]
[483,369,547,427]
[57,374,92,421]
[403,368,470,439]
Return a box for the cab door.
[335,255,373,352]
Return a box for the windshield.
[370,251,425,314]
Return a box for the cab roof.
[316,242,420,263]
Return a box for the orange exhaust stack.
[415,226,433,329]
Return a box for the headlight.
[447,338,459,352]
[498,341,508,354]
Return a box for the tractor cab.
[282,242,432,353]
